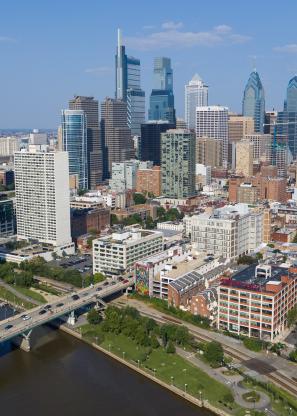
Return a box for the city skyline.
[1,0,297,128]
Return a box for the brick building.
[136,166,161,196]
[71,207,110,241]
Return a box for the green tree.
[133,193,147,205]
[175,326,190,346]
[255,252,263,260]
[135,327,151,346]
[166,340,176,353]
[287,306,297,327]
[289,349,297,362]
[145,216,155,229]
[204,341,224,367]
[237,255,257,265]
[111,214,119,225]
[150,335,160,349]
[87,309,102,325]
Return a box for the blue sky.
[1,0,297,129]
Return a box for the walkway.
[177,347,273,412]
[0,279,41,306]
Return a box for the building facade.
[161,129,196,198]
[196,106,229,166]
[136,165,161,196]
[93,229,163,275]
[14,149,71,246]
[242,70,265,133]
[140,121,174,165]
[61,109,88,189]
[110,160,153,192]
[235,140,254,176]
[0,199,14,237]
[185,74,208,130]
[69,96,102,188]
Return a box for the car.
[4,324,13,330]
[78,269,84,273]
[39,310,46,315]
[44,304,52,310]
[111,281,116,285]
[56,303,64,307]
[96,287,102,291]
[82,292,89,297]
[103,281,109,286]
[21,314,31,321]
[123,279,129,283]
[71,294,80,301]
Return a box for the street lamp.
[108,343,111,352]
[122,351,125,360]
[184,383,188,394]
[171,376,174,385]
[199,390,202,403]
[137,359,140,368]
[153,368,156,377]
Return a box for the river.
[0,308,213,416]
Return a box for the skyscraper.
[140,120,175,165]
[149,57,175,124]
[115,29,145,136]
[196,106,229,166]
[286,75,297,112]
[61,109,88,189]
[185,74,208,130]
[100,98,134,179]
[161,129,196,198]
[69,96,102,189]
[14,148,71,247]
[242,70,265,133]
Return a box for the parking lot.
[50,254,93,275]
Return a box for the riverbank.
[58,323,233,416]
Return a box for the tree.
[93,272,106,283]
[111,214,119,226]
[87,309,102,325]
[133,193,147,205]
[150,335,160,349]
[287,306,297,327]
[289,349,297,362]
[255,252,263,261]
[145,216,155,229]
[135,327,151,346]
[166,340,176,354]
[175,326,190,346]
[237,255,257,265]
[204,341,224,367]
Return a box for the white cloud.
[162,21,183,30]
[274,44,297,54]
[0,36,16,43]
[125,25,251,51]
[85,66,112,74]
[142,25,155,30]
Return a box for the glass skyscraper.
[115,29,145,136]
[149,57,176,124]
[242,70,265,133]
[185,74,208,130]
[61,109,88,189]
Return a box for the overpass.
[0,278,134,351]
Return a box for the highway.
[0,278,133,344]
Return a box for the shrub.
[87,309,102,325]
[166,340,176,354]
[243,337,265,352]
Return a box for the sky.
[1,0,297,129]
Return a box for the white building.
[196,163,212,188]
[157,221,184,232]
[0,136,23,156]
[93,228,163,275]
[196,106,229,166]
[29,129,47,145]
[185,74,208,130]
[109,160,153,192]
[190,204,263,259]
[14,148,72,247]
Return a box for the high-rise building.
[228,114,254,166]
[136,166,161,197]
[69,96,102,189]
[196,137,222,168]
[100,98,134,179]
[0,199,14,237]
[161,129,196,198]
[196,106,229,166]
[235,140,254,176]
[149,57,175,124]
[185,74,208,130]
[14,148,71,246]
[264,111,277,134]
[61,109,88,189]
[115,29,145,136]
[244,134,273,165]
[109,160,153,192]
[242,70,265,133]
[286,75,297,112]
[140,120,174,165]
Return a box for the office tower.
[235,140,253,176]
[196,106,229,166]
[61,109,88,189]
[0,199,14,237]
[100,98,134,179]
[242,70,265,133]
[149,57,175,124]
[161,129,196,198]
[69,96,102,189]
[228,114,254,165]
[244,134,273,165]
[196,137,222,168]
[140,120,174,165]
[176,118,187,129]
[264,111,277,134]
[277,76,297,158]
[29,129,47,145]
[109,160,153,192]
[14,149,71,246]
[185,74,208,130]
[115,29,145,136]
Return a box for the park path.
[0,279,41,306]
[176,347,273,412]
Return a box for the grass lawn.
[242,390,260,403]
[35,284,61,296]
[0,286,35,309]
[15,286,47,304]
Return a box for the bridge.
[0,278,134,351]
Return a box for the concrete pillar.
[67,310,76,326]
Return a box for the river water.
[0,306,213,416]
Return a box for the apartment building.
[190,204,263,259]
[217,265,297,341]
[93,228,163,275]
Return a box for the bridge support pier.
[13,330,33,352]
[67,310,76,326]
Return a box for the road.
[0,278,133,344]
[113,297,297,397]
